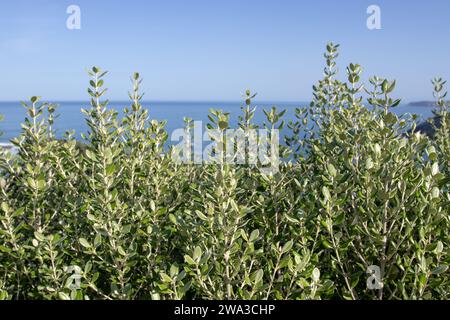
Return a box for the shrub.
[0,43,448,300]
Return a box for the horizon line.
[0,99,310,105]
[0,99,430,105]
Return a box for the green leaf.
[312,268,320,282]
[168,214,177,225]
[281,240,293,254]
[431,266,448,275]
[0,245,12,253]
[254,269,264,284]
[1,202,9,213]
[184,255,196,265]
[12,208,24,217]
[365,158,374,170]
[26,177,36,189]
[431,162,439,176]
[106,163,116,176]
[322,186,331,202]
[249,229,260,242]
[58,292,71,300]
[322,240,333,249]
[30,96,40,103]
[37,179,46,191]
[218,120,228,130]
[327,163,337,178]
[160,273,172,283]
[117,246,127,256]
[374,143,381,156]
[170,264,179,277]
[193,246,202,261]
[94,233,102,247]
[436,241,444,254]
[85,261,93,274]
[427,146,437,161]
[79,238,91,248]
[85,149,96,161]
[34,232,45,242]
[385,112,398,124]
[195,210,208,221]
[240,229,248,242]
[431,187,440,199]
[150,200,156,212]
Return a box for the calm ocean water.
[0,101,435,143]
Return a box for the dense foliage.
[0,44,448,300]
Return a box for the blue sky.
[1,0,450,102]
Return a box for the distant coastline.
[408,101,445,107]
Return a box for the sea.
[0,101,436,145]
